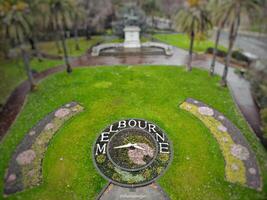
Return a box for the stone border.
[180,98,262,190]
[4,102,84,195]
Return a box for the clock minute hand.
[114,143,132,149]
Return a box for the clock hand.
[114,143,132,149]
[132,144,145,150]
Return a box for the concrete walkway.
[0,47,265,147]
[98,183,169,200]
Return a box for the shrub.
[205,47,227,57]
[232,51,250,63]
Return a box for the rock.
[218,115,225,120]
[198,107,214,116]
[218,125,227,132]
[249,168,256,175]
[45,123,54,131]
[71,107,78,112]
[65,104,71,108]
[231,144,250,160]
[231,163,239,171]
[55,108,70,118]
[7,174,16,183]
[222,137,229,143]
[16,150,36,165]
[29,131,36,136]
[186,105,192,110]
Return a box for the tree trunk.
[29,37,43,62]
[210,27,221,76]
[221,25,234,86]
[55,34,62,54]
[187,30,195,71]
[221,5,241,86]
[60,31,72,73]
[85,25,91,40]
[20,47,36,90]
[74,26,80,51]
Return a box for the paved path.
[98,183,169,200]
[0,47,265,147]
[217,30,267,60]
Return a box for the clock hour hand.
[132,144,145,150]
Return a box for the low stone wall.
[91,42,173,56]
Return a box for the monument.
[123,26,141,48]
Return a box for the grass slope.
[0,58,63,106]
[153,33,227,53]
[0,66,266,200]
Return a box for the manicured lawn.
[38,36,103,57]
[153,33,227,53]
[0,66,266,199]
[0,58,63,106]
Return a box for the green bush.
[232,51,250,63]
[205,47,227,57]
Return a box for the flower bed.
[180,98,261,190]
[4,102,84,195]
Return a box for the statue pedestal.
[123,26,141,48]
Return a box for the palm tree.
[208,0,231,76]
[70,0,86,51]
[220,0,261,86]
[1,0,36,90]
[46,0,74,73]
[175,1,211,71]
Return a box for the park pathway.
[0,47,265,147]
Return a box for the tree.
[0,0,36,90]
[208,0,230,76]
[175,0,211,71]
[70,0,86,50]
[220,0,261,86]
[46,0,74,73]
[140,0,159,26]
[112,3,147,37]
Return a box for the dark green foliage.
[206,47,227,57]
[232,51,250,63]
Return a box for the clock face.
[107,128,158,171]
[93,119,172,187]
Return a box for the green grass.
[0,66,266,199]
[38,36,103,57]
[0,58,63,106]
[153,33,227,53]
